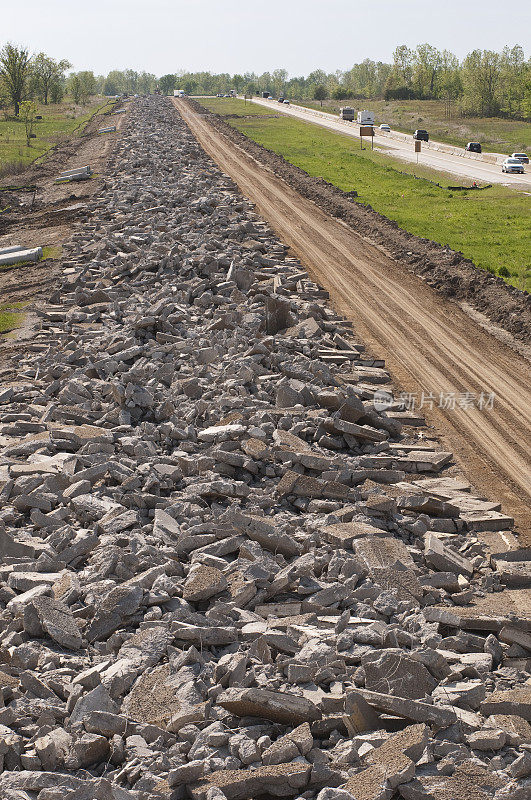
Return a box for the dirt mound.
[189,99,530,343]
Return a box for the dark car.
[413,129,429,142]
[278,97,285,103]
[466,142,482,153]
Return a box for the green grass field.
[198,97,277,117]
[0,302,26,334]
[0,97,112,178]
[200,98,530,291]
[295,99,531,154]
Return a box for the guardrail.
[247,97,506,166]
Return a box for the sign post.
[360,125,374,151]
[415,139,421,163]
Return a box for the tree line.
[1,41,529,120]
[0,43,102,115]
[161,44,530,120]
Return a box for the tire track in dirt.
[175,98,531,540]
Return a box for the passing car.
[278,97,285,103]
[502,157,525,174]
[511,152,529,164]
[284,100,290,105]
[465,142,482,153]
[379,123,391,132]
[413,129,429,142]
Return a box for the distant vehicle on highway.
[284,100,290,105]
[465,142,482,153]
[340,107,356,121]
[502,157,525,174]
[357,110,375,125]
[511,152,529,164]
[413,129,429,142]
[278,97,285,103]
[262,92,271,98]
[379,123,391,132]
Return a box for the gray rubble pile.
[0,97,529,800]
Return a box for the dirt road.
[176,98,531,537]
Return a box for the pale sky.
[2,0,530,76]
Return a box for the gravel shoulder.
[177,98,531,538]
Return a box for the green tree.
[159,74,176,95]
[32,53,71,104]
[19,99,37,145]
[103,70,126,96]
[69,71,96,104]
[68,73,81,103]
[49,80,65,104]
[392,45,414,88]
[499,45,527,117]
[124,69,139,94]
[78,71,96,103]
[0,43,31,115]
[461,49,501,116]
[137,72,157,94]
[272,68,288,96]
[313,84,328,106]
[412,43,443,98]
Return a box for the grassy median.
[200,98,530,291]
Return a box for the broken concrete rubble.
[0,96,528,799]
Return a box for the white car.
[511,152,529,164]
[379,123,391,132]
[502,157,525,174]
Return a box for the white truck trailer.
[357,110,375,125]
[173,89,185,97]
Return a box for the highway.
[247,97,531,189]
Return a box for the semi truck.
[357,110,375,125]
[339,107,356,121]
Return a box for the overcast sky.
[3,0,530,76]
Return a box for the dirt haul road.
[175,99,531,537]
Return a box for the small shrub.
[498,265,510,277]
[0,159,25,179]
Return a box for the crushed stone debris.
[0,97,528,800]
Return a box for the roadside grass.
[222,112,530,291]
[198,97,279,117]
[42,245,62,260]
[295,99,531,155]
[0,302,26,334]
[0,97,112,176]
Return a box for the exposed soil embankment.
[189,99,530,344]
